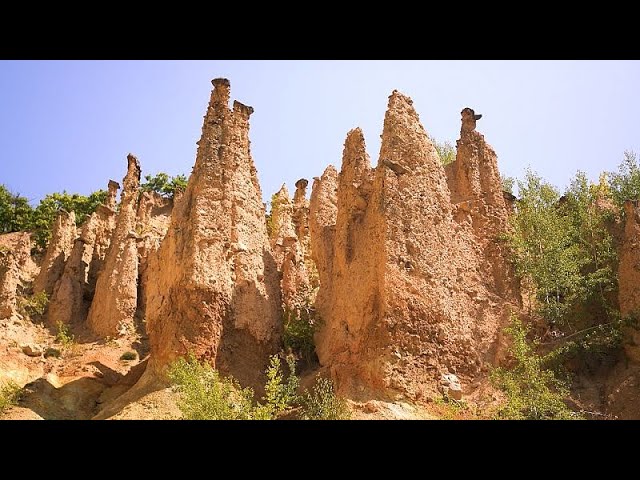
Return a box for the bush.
[141,173,187,198]
[490,317,578,420]
[609,150,640,212]
[260,354,299,419]
[55,321,75,350]
[433,139,456,166]
[283,306,318,362]
[0,381,22,414]
[29,190,107,249]
[120,351,138,361]
[168,355,257,420]
[19,291,49,317]
[300,377,350,420]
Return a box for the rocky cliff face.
[33,211,76,297]
[135,190,173,323]
[618,200,640,361]
[446,108,520,301]
[46,182,119,327]
[311,92,519,400]
[144,79,281,388]
[87,155,141,337]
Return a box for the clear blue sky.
[1,60,639,204]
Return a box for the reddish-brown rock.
[446,107,520,300]
[135,190,173,322]
[33,210,77,297]
[312,91,519,400]
[87,155,141,337]
[144,79,281,388]
[47,182,120,327]
[618,200,640,362]
[309,165,339,321]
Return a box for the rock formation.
[87,155,141,337]
[618,200,640,362]
[311,92,519,400]
[33,210,76,297]
[292,178,311,259]
[0,233,39,319]
[445,107,519,299]
[269,185,297,267]
[144,78,281,388]
[268,184,312,310]
[309,166,338,321]
[47,182,119,327]
[0,251,19,319]
[135,190,173,322]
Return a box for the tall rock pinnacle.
[144,79,281,388]
[87,155,141,337]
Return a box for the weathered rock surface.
[135,190,173,322]
[445,107,519,300]
[87,155,141,337]
[47,182,119,327]
[618,200,640,361]
[311,92,519,400]
[144,78,281,388]
[33,211,76,297]
[0,233,38,320]
[309,166,338,321]
[268,184,312,311]
[0,250,19,320]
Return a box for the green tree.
[562,172,618,319]
[491,317,576,420]
[0,185,33,234]
[434,139,456,166]
[609,150,640,212]
[508,169,582,326]
[141,173,187,198]
[29,190,107,249]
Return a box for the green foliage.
[300,377,350,420]
[490,317,578,420]
[55,321,75,350]
[0,185,33,234]
[501,175,515,195]
[168,355,257,420]
[141,173,188,198]
[0,381,22,413]
[507,169,618,332]
[508,170,582,326]
[120,351,138,361]
[609,150,640,211]
[19,291,49,317]
[434,139,456,166]
[261,354,299,419]
[283,304,318,363]
[29,190,107,249]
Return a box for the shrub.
[120,351,137,361]
[283,302,320,364]
[19,291,49,317]
[490,317,578,420]
[168,355,257,420]
[300,377,350,420]
[433,139,456,166]
[141,173,188,198]
[29,190,107,249]
[259,354,299,419]
[55,321,75,350]
[0,381,22,414]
